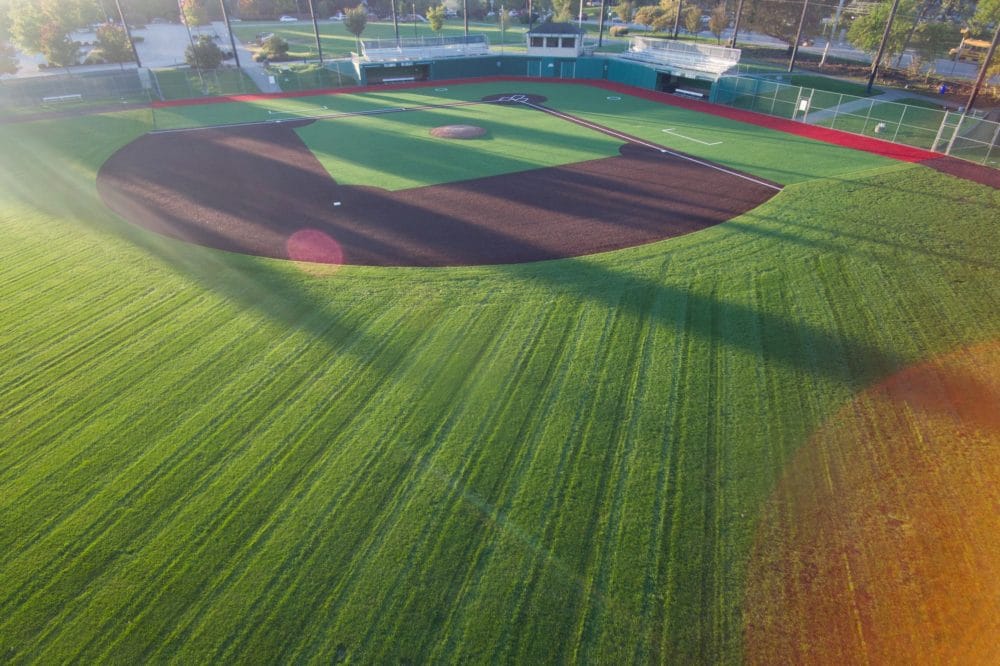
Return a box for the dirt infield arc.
[97,112,781,267]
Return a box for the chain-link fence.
[0,69,151,118]
[713,75,999,168]
[264,60,358,92]
[150,67,259,100]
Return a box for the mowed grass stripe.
[1,301,366,660]
[360,304,576,663]
[0,271,199,391]
[491,300,625,663]
[160,302,444,663]
[572,280,666,662]
[22,299,389,664]
[325,305,530,661]
[0,290,207,481]
[271,304,511,654]
[426,299,591,663]
[0,292,235,551]
[440,300,604,662]
[73,306,415,664]
[216,303,496,664]
[511,286,654,663]
[577,259,678,663]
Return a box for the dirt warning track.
[97,115,780,267]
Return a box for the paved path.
[212,22,282,94]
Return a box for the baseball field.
[1,79,998,663]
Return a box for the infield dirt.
[96,118,780,267]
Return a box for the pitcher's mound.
[430,124,487,139]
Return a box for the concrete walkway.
[211,22,282,94]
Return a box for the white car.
[279,15,298,22]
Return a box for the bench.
[382,76,416,83]
[42,93,83,103]
[675,88,705,99]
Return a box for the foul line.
[523,102,781,192]
[661,128,723,146]
[150,99,483,134]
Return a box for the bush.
[609,25,629,36]
[259,35,290,61]
[185,35,224,69]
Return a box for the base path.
[97,114,780,267]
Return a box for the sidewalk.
[212,21,281,94]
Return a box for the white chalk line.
[524,102,780,192]
[661,128,723,146]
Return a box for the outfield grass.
[1,82,998,664]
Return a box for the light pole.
[114,0,142,68]
[219,0,241,68]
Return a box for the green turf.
[232,19,530,60]
[152,68,261,100]
[1,82,998,664]
[150,82,898,185]
[815,97,949,150]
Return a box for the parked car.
[329,13,345,20]
[279,15,298,22]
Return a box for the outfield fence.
[0,69,151,117]
[713,74,1000,168]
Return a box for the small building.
[526,22,585,57]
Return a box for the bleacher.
[621,37,740,80]
[354,34,490,63]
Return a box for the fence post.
[891,103,905,143]
[861,98,874,135]
[985,120,1000,166]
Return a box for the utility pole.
[114,0,142,67]
[177,0,206,90]
[597,0,607,46]
[672,0,682,39]
[307,0,323,63]
[219,0,241,68]
[788,0,810,72]
[961,21,1000,118]
[819,0,845,67]
[946,22,1000,155]
[464,0,469,36]
[729,0,745,48]
[866,0,902,94]
[392,0,400,46]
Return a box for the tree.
[708,2,727,43]
[912,20,960,63]
[847,0,917,66]
[551,0,574,21]
[40,23,79,69]
[971,0,1000,34]
[344,4,367,51]
[427,3,445,31]
[95,22,133,63]
[633,4,666,30]
[684,4,701,33]
[180,0,209,29]
[746,0,825,45]
[257,33,288,59]
[186,33,223,66]
[615,1,633,21]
